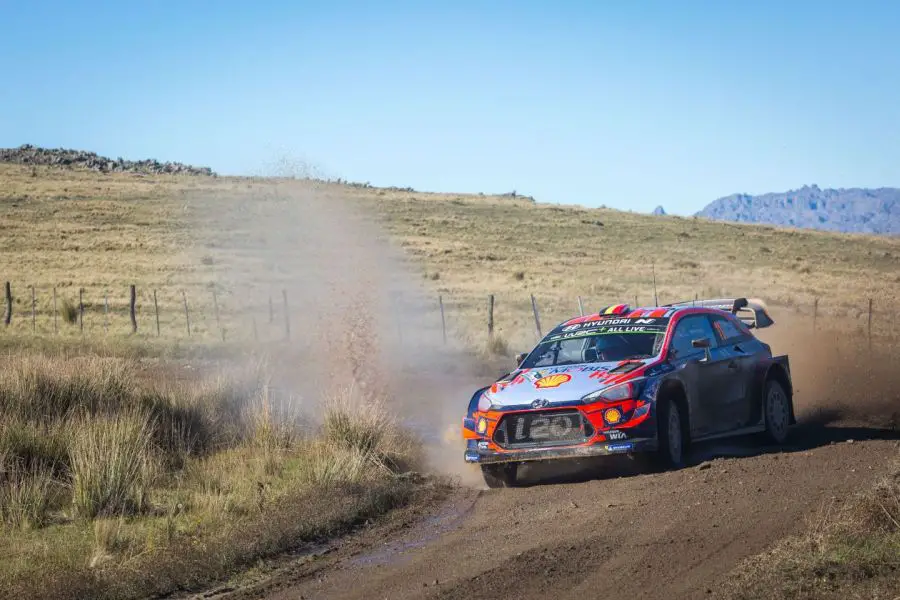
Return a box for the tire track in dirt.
[216,312,900,600]
[244,429,896,600]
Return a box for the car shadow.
[513,421,900,487]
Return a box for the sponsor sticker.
[534,373,572,389]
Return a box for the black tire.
[763,379,791,444]
[655,399,686,469]
[481,463,519,488]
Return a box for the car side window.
[669,315,717,358]
[710,315,749,345]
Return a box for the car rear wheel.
[656,400,686,469]
[763,379,790,444]
[481,463,519,488]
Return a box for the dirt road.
[196,313,900,600]
[208,416,897,600]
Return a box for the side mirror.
[691,338,712,362]
[514,352,527,367]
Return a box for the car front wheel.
[481,463,519,488]
[656,400,686,469]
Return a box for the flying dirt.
[187,183,900,600]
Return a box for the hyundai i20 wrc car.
[462,298,794,488]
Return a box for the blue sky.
[1,1,898,214]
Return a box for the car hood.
[484,360,655,409]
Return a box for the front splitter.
[465,437,658,464]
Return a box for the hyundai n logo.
[531,398,550,408]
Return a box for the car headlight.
[477,391,493,412]
[582,380,643,404]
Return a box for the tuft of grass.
[59,298,78,324]
[69,409,157,519]
[0,460,57,530]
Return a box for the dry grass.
[1,163,898,353]
[0,355,424,600]
[723,456,900,599]
[1,163,899,596]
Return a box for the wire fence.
[2,281,896,352]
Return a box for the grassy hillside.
[1,162,898,598]
[1,163,898,352]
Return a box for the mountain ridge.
[696,184,900,235]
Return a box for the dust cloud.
[755,308,899,431]
[187,179,490,484]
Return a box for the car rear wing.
[664,297,775,329]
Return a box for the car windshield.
[520,331,665,369]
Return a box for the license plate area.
[493,410,593,449]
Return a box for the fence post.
[79,288,84,333]
[487,294,495,341]
[269,294,274,324]
[633,295,638,308]
[212,288,221,335]
[252,316,258,342]
[31,286,36,332]
[182,290,191,337]
[812,297,818,333]
[531,294,542,339]
[153,290,160,337]
[53,287,58,333]
[577,296,585,316]
[129,285,137,333]
[439,295,447,344]
[867,298,873,351]
[4,282,11,326]
[282,289,290,341]
[104,294,109,333]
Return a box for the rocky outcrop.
[0,145,215,176]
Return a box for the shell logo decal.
[534,373,572,389]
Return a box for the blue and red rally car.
[462,298,794,488]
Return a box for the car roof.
[552,304,735,333]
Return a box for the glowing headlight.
[581,380,639,404]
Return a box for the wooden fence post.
[129,285,137,333]
[53,287,58,333]
[867,298,873,350]
[439,295,447,344]
[252,316,258,342]
[104,294,109,333]
[212,288,221,334]
[531,294,542,339]
[4,282,11,326]
[633,295,638,308]
[153,290,160,337]
[31,286,36,332]
[79,288,84,333]
[577,296,585,316]
[812,297,818,333]
[182,290,191,337]
[282,289,290,341]
[269,295,274,324]
[487,294,495,341]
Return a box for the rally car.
[462,298,794,488]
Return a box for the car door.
[709,314,758,429]
[667,314,732,437]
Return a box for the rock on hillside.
[697,184,900,235]
[0,144,215,176]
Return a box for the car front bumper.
[464,436,658,464]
